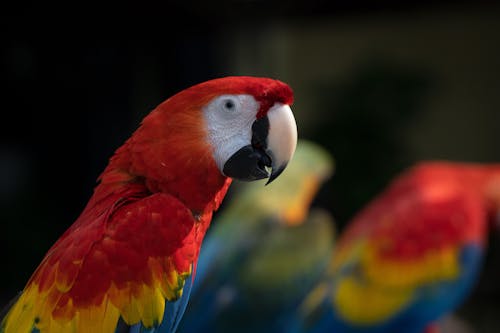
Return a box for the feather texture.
[2,182,205,332]
[1,76,295,333]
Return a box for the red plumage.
[338,162,499,253]
[1,76,294,333]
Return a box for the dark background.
[1,1,499,332]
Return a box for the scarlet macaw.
[0,76,298,333]
[297,162,500,333]
[179,140,336,333]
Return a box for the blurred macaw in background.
[179,140,336,333]
[296,162,500,333]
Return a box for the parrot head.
[400,162,500,236]
[104,76,297,212]
[199,77,297,184]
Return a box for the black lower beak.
[222,145,272,181]
[223,116,272,182]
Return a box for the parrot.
[296,161,500,333]
[178,140,336,333]
[0,76,298,333]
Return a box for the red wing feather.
[3,183,203,333]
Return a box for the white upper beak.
[265,103,298,184]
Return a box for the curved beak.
[223,103,297,184]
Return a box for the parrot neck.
[95,99,236,216]
[98,139,233,217]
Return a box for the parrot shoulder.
[2,181,204,333]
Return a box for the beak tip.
[265,163,288,185]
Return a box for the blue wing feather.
[158,273,194,333]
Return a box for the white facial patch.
[203,94,260,172]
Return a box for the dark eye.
[224,99,235,110]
